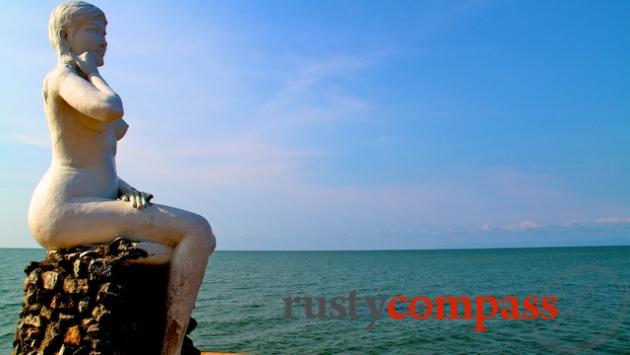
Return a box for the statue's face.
[66,16,107,66]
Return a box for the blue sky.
[1,0,628,249]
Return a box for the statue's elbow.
[108,105,124,121]
[101,97,124,122]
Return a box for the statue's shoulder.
[43,66,75,101]
[45,65,74,85]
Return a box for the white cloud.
[503,220,540,231]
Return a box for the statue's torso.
[28,69,129,241]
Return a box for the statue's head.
[49,1,107,67]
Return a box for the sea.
[1,246,629,354]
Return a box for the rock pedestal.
[12,237,202,355]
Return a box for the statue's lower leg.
[161,231,213,355]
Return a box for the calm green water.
[2,246,629,354]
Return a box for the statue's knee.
[188,214,215,253]
[208,230,217,253]
[197,228,216,254]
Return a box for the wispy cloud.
[565,216,630,227]
[480,216,630,234]
[503,220,541,231]
[285,54,376,91]
[247,52,383,130]
[3,133,49,148]
[118,132,323,187]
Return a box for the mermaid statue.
[27,2,216,353]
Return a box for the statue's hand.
[118,188,154,209]
[72,51,99,77]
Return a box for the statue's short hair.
[48,1,106,62]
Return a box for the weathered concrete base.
[12,237,202,355]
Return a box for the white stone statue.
[27,1,216,353]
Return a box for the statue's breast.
[112,119,129,141]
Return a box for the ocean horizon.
[2,245,629,353]
[2,242,630,251]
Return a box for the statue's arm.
[117,177,153,209]
[59,70,123,122]
[58,69,124,122]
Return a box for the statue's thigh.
[51,197,204,249]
